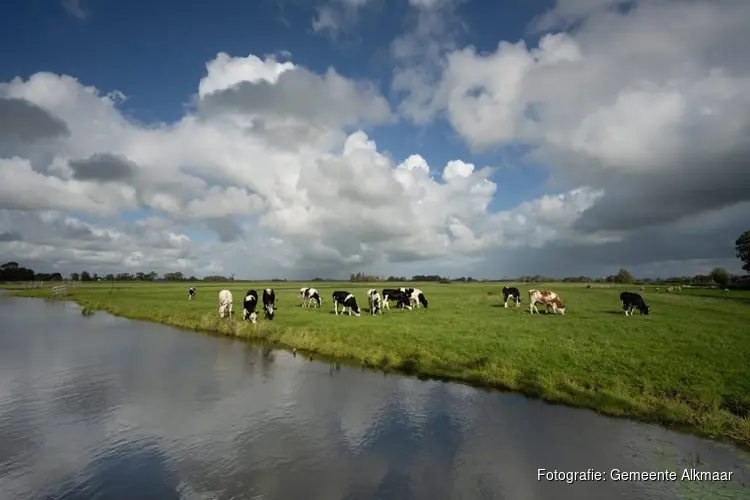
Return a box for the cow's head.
[264,303,275,320]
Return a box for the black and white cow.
[620,291,650,316]
[400,287,428,308]
[188,287,196,300]
[382,289,412,310]
[243,289,259,323]
[332,291,361,316]
[262,288,276,320]
[367,288,383,315]
[300,287,322,308]
[502,286,521,308]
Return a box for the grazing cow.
[262,288,276,320]
[332,291,361,316]
[400,287,428,309]
[382,289,412,310]
[243,289,259,323]
[528,289,566,315]
[218,289,233,318]
[502,286,521,308]
[620,291,650,316]
[367,288,383,315]
[300,287,322,308]
[188,287,196,300]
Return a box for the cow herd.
[500,286,650,316]
[199,284,650,324]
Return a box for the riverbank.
[5,281,750,448]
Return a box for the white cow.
[218,289,233,318]
[367,288,383,315]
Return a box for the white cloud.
[392,0,750,276]
[0,49,598,278]
[2,0,748,279]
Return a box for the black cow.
[382,289,412,310]
[332,291,361,316]
[620,291,650,316]
[262,288,276,320]
[502,286,521,308]
[188,287,196,300]
[243,289,259,322]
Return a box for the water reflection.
[0,296,748,500]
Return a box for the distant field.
[5,280,750,448]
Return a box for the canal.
[0,295,748,499]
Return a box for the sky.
[0,0,748,280]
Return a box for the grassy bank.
[5,281,750,448]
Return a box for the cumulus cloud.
[390,0,466,123]
[393,0,750,276]
[68,153,137,182]
[1,0,747,278]
[0,97,70,142]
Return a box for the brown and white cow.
[528,289,566,315]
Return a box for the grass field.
[5,280,750,448]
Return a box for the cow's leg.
[334,302,339,315]
[504,296,509,308]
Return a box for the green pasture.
[4,280,750,448]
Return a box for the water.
[0,296,748,500]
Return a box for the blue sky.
[0,0,748,279]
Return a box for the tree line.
[2,229,749,285]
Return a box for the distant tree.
[92,273,100,281]
[70,272,80,281]
[736,230,750,272]
[615,268,634,284]
[710,267,731,288]
[0,262,40,281]
[80,271,92,281]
